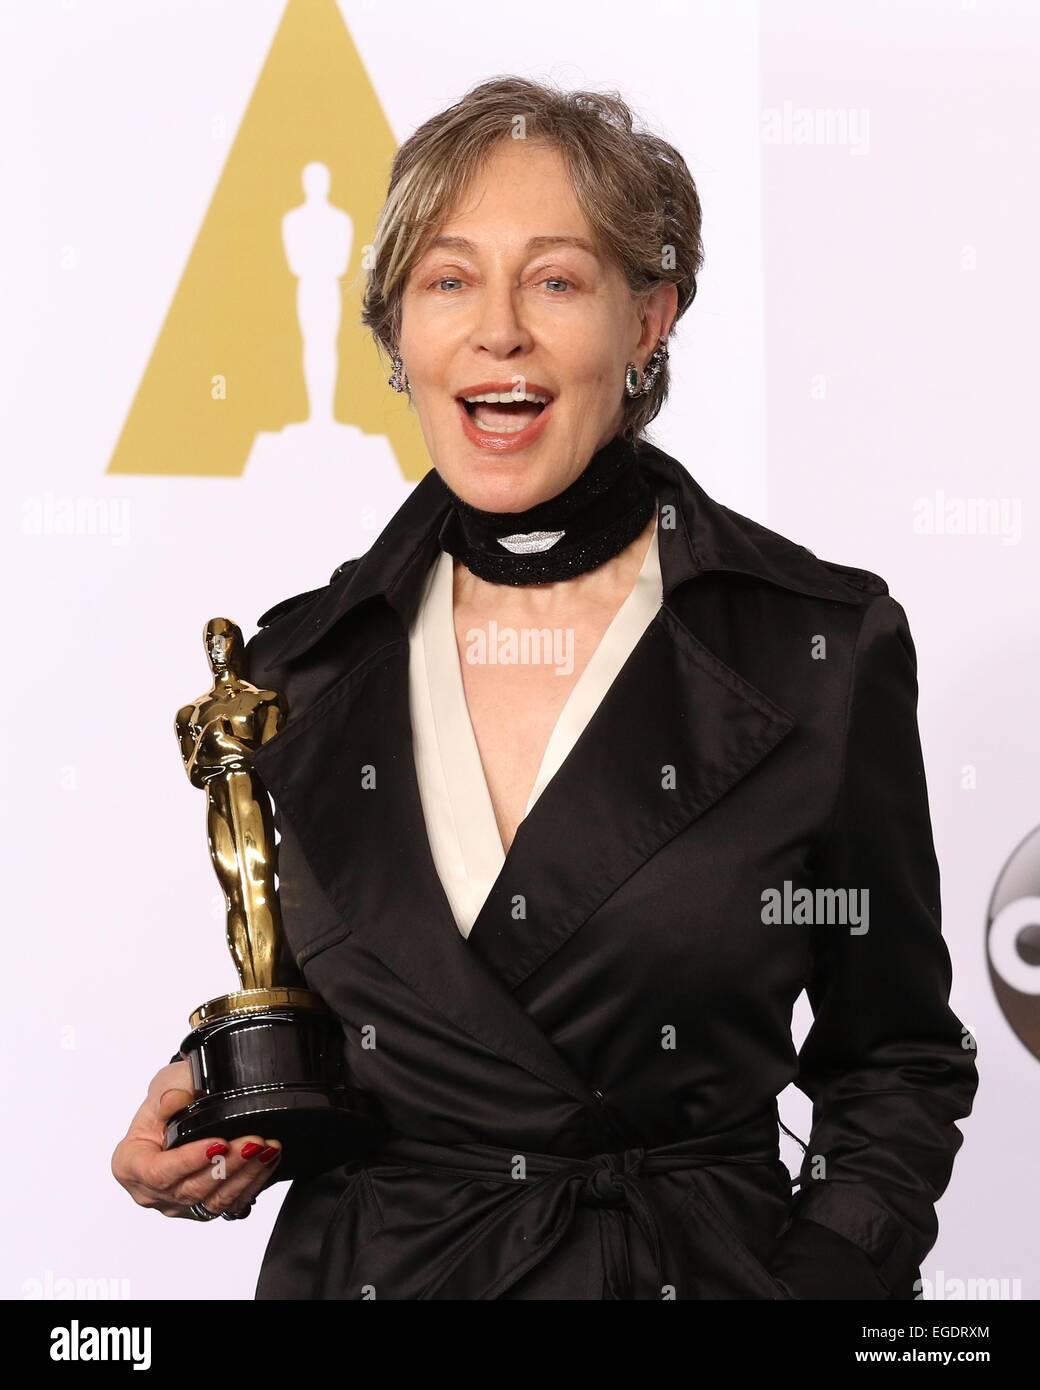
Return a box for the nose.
[467,275,533,362]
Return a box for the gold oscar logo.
[107,0,428,482]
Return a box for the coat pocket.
[296,920,354,968]
[256,1160,379,1300]
[674,1170,796,1300]
[274,809,356,969]
[314,1163,387,1298]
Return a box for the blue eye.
[429,275,573,294]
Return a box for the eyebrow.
[419,234,600,258]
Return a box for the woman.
[112,76,978,1299]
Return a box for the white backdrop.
[1,0,1035,1301]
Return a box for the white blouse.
[408,509,663,939]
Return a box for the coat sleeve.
[768,592,979,1300]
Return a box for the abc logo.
[987,823,1040,1060]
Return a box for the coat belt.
[369,1109,785,1300]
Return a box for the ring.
[221,1200,255,1221]
[187,1200,220,1221]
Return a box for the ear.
[636,281,679,358]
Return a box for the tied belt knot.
[578,1147,645,1209]
[370,1109,787,1300]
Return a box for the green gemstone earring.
[624,339,669,399]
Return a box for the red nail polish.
[241,1142,264,1158]
[205,1142,229,1158]
[258,1146,280,1164]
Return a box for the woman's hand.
[111,1060,283,1219]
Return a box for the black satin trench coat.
[201,438,978,1300]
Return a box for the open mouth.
[456,386,553,433]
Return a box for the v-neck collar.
[409,510,662,939]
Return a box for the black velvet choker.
[436,432,656,585]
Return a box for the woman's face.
[397,139,676,512]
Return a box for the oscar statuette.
[163,618,385,1180]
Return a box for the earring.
[624,338,669,398]
[388,353,408,393]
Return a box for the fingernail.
[258,1146,280,1164]
[241,1142,264,1159]
[205,1142,229,1158]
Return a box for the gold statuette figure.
[175,618,313,1018]
[163,617,385,1178]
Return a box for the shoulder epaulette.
[329,557,361,585]
[814,556,889,596]
[256,557,361,629]
[256,586,326,629]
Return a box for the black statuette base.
[163,1006,386,1182]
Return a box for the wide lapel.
[464,598,797,987]
[249,610,604,1112]
[460,445,866,987]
